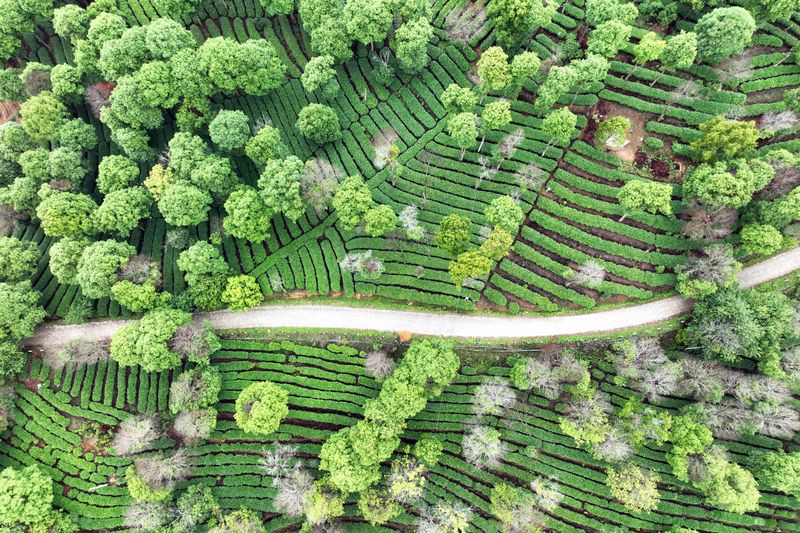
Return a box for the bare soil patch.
[0,102,19,123]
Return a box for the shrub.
[234,381,289,435]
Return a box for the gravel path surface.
[29,247,800,347]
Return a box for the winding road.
[29,247,800,347]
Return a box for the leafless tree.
[750,402,800,439]
[731,375,792,406]
[112,414,161,456]
[399,205,425,241]
[462,425,507,470]
[273,466,313,516]
[530,477,562,510]
[704,400,752,439]
[782,346,800,386]
[302,159,339,215]
[659,81,703,120]
[118,254,157,285]
[516,164,547,197]
[168,321,217,363]
[759,150,800,199]
[124,501,172,531]
[417,502,473,533]
[472,378,516,417]
[760,110,799,134]
[676,358,726,402]
[260,442,299,480]
[714,57,753,87]
[676,245,739,286]
[387,456,427,503]
[637,361,681,401]
[568,261,606,289]
[498,129,525,159]
[595,428,633,463]
[364,350,395,380]
[165,228,195,251]
[682,200,739,242]
[44,339,110,370]
[173,409,216,444]
[134,449,192,491]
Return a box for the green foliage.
[585,0,638,26]
[594,116,631,149]
[343,0,392,45]
[755,451,800,498]
[221,275,262,310]
[695,451,760,514]
[145,17,195,59]
[196,37,286,95]
[234,381,289,435]
[449,249,493,287]
[394,17,434,72]
[93,186,151,236]
[301,55,340,98]
[47,147,86,186]
[0,236,40,282]
[541,107,577,154]
[485,195,524,234]
[447,112,478,156]
[0,281,44,344]
[157,183,212,226]
[477,47,512,93]
[125,465,172,502]
[618,180,673,216]
[36,191,97,238]
[488,0,555,48]
[413,437,443,467]
[364,205,397,237]
[296,103,341,144]
[111,279,161,313]
[177,242,229,310]
[223,186,272,242]
[19,91,67,143]
[258,156,306,222]
[0,465,73,530]
[48,238,89,285]
[332,175,374,231]
[435,214,472,255]
[740,224,783,257]
[683,159,773,208]
[440,84,477,114]
[50,64,84,100]
[479,227,514,261]
[59,119,97,151]
[245,125,282,167]
[208,110,251,152]
[0,69,23,101]
[52,5,90,42]
[606,465,660,513]
[75,239,136,299]
[690,116,761,162]
[695,7,756,64]
[98,155,139,195]
[358,489,402,526]
[110,306,191,371]
[588,21,631,58]
[169,366,222,414]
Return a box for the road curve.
[29,247,800,347]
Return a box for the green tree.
[343,0,392,46]
[36,191,97,238]
[755,451,800,498]
[690,116,761,162]
[740,223,783,257]
[435,214,471,255]
[487,0,556,48]
[508,50,542,98]
[110,307,192,371]
[98,155,139,195]
[189,155,236,196]
[19,91,67,143]
[223,186,272,242]
[0,236,40,282]
[585,0,638,26]
[47,147,86,186]
[696,451,760,513]
[50,64,84,100]
[0,281,45,344]
[485,195,524,234]
[260,0,294,15]
[628,31,666,79]
[0,465,75,531]
[534,65,578,114]
[695,7,756,64]
[588,21,632,58]
[296,103,341,144]
[479,99,512,152]
[177,241,229,310]
[48,238,89,284]
[0,68,23,101]
[75,239,136,299]
[208,110,251,152]
[447,112,479,161]
[449,249,493,287]
[364,204,397,237]
[221,275,262,310]
[59,119,97,152]
[145,17,195,59]
[52,5,90,42]
[394,17,434,71]
[477,47,512,94]
[234,381,289,435]
[196,37,286,95]
[656,31,697,86]
[157,183,212,227]
[93,186,152,236]
[541,107,577,156]
[683,159,773,208]
[606,465,660,513]
[618,180,673,216]
[441,84,477,114]
[111,280,161,313]
[479,227,514,261]
[310,17,353,63]
[245,125,282,167]
[257,156,306,222]
[168,132,208,180]
[301,55,340,98]
[332,175,374,231]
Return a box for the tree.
[52,5,91,42]
[588,21,631,58]
[490,482,541,532]
[655,31,697,87]
[541,107,577,156]
[618,180,673,216]
[695,7,756,65]
[245,125,282,167]
[50,64,84,100]
[695,451,760,513]
[93,187,151,236]
[683,159,773,208]
[145,17,195,59]
[143,165,172,200]
[208,110,251,152]
[75,239,136,299]
[485,195,524,234]
[224,186,272,242]
[0,237,40,282]
[98,155,139,195]
[189,155,236,196]
[534,65,578,114]
[47,147,87,186]
[508,50,542,97]
[177,242,229,310]
[310,17,353,63]
[447,112,478,161]
[675,244,740,299]
[364,205,397,237]
[487,0,556,48]
[480,99,512,152]
[332,175,374,231]
[110,307,192,371]
[196,37,286,95]
[585,0,638,26]
[441,84,477,114]
[0,281,45,343]
[221,275,262,310]
[755,451,800,498]
[97,26,149,81]
[19,91,67,143]
[690,116,761,162]
[260,0,294,16]
[111,127,153,162]
[628,31,666,79]
[477,47,512,94]
[0,465,75,531]
[157,183,212,226]
[301,55,340,98]
[234,381,289,435]
[343,0,392,46]
[395,17,434,71]
[296,103,341,144]
[740,223,783,257]
[258,156,306,222]
[36,191,97,238]
[48,238,89,285]
[606,465,660,513]
[168,132,209,180]
[169,366,222,414]
[449,250,493,287]
[59,119,97,152]
[479,227,514,260]
[0,69,23,101]
[435,214,471,255]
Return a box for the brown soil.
[0,102,19,123]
